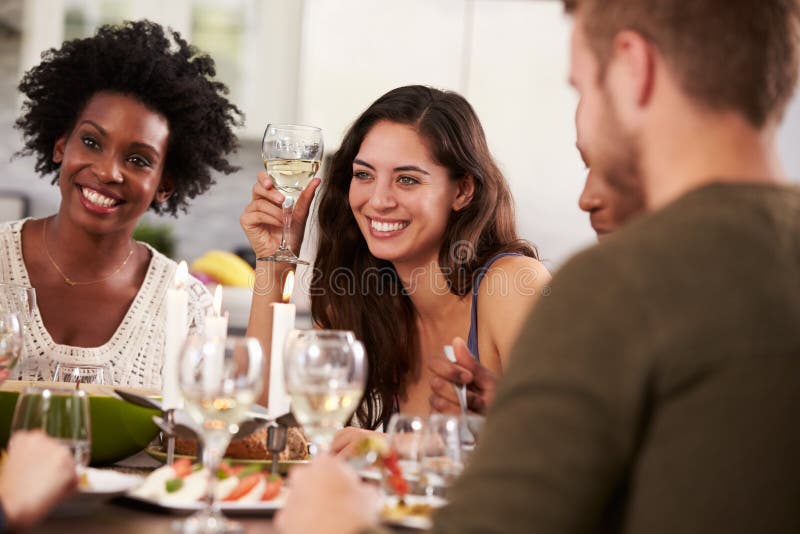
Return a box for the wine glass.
[259,123,324,265]
[175,335,264,534]
[0,283,37,326]
[420,414,464,498]
[53,362,111,385]
[0,283,37,377]
[11,386,91,471]
[0,311,22,384]
[383,414,426,498]
[284,329,366,455]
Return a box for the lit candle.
[269,271,295,415]
[163,261,189,410]
[204,285,229,340]
[203,285,228,392]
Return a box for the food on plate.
[381,499,435,521]
[174,426,308,460]
[131,458,284,504]
[355,436,408,497]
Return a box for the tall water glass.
[284,329,366,455]
[11,386,91,470]
[175,335,264,534]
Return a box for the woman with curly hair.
[242,85,551,452]
[1,20,242,387]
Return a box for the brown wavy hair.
[311,85,537,429]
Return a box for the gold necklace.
[42,218,135,287]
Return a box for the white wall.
[298,0,588,269]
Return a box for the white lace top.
[0,219,213,388]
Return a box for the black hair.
[15,19,243,215]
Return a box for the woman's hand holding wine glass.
[240,171,321,261]
[242,124,323,265]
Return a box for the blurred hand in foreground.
[276,454,380,534]
[429,337,498,415]
[331,427,386,459]
[0,430,78,530]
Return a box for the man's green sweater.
[429,182,800,533]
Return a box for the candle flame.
[282,271,294,303]
[213,284,223,316]
[175,261,188,290]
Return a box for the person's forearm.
[247,261,295,405]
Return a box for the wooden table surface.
[30,499,280,533]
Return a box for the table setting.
[0,122,485,534]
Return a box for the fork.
[443,345,476,449]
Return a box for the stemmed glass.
[259,123,324,265]
[384,414,426,498]
[0,283,37,378]
[175,335,264,534]
[53,362,111,385]
[0,312,22,384]
[420,414,464,498]
[284,329,366,455]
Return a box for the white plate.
[80,468,145,495]
[122,491,286,515]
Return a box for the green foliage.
[133,222,176,259]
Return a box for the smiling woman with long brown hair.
[242,85,550,451]
[1,20,241,386]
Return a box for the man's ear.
[452,175,475,211]
[53,134,67,164]
[608,30,656,119]
[154,175,175,204]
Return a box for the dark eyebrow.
[353,158,430,176]
[80,120,107,137]
[394,165,429,175]
[79,120,161,157]
[353,158,374,170]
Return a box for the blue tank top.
[466,252,522,360]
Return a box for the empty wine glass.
[259,123,324,265]
[175,335,264,534]
[284,329,366,455]
[0,311,22,384]
[383,414,426,498]
[11,386,91,471]
[0,283,37,326]
[0,283,37,377]
[420,414,464,498]
[53,362,111,385]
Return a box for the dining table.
[29,451,282,534]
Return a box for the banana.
[190,250,254,287]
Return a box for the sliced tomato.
[387,472,409,497]
[223,473,262,501]
[172,458,193,478]
[261,476,283,501]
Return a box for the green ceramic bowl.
[0,380,160,465]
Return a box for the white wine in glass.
[259,123,323,265]
[265,158,320,200]
[174,335,264,534]
[284,330,366,455]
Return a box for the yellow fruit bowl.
[0,380,160,465]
